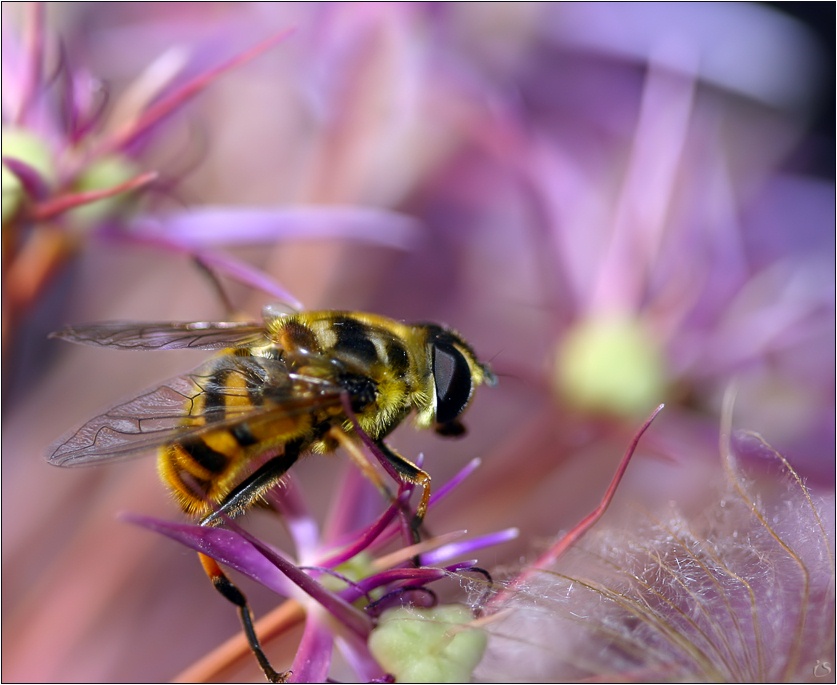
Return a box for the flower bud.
[368,604,487,683]
[554,314,667,417]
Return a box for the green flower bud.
[368,604,487,683]
[68,154,141,227]
[2,127,55,223]
[555,315,667,417]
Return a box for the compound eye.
[433,342,473,424]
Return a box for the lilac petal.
[443,561,481,573]
[325,408,419,548]
[731,429,778,463]
[127,512,372,640]
[318,494,404,569]
[56,42,79,140]
[345,567,449,603]
[2,156,51,201]
[419,527,519,567]
[427,458,482,509]
[335,633,387,684]
[102,29,293,154]
[546,3,820,107]
[123,513,297,597]
[330,447,480,557]
[335,447,476,555]
[103,227,303,307]
[62,61,109,143]
[139,206,420,251]
[266,478,320,560]
[1,33,26,118]
[193,248,305,309]
[322,465,384,543]
[229,521,372,640]
[15,3,45,125]
[289,617,333,683]
[731,428,836,492]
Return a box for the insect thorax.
[269,312,433,440]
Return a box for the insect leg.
[198,552,287,683]
[327,428,429,542]
[200,443,302,527]
[326,427,393,500]
[375,440,432,543]
[198,443,302,683]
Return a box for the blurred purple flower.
[127,459,514,682]
[2,4,420,355]
[428,4,834,482]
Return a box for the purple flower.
[127,460,515,682]
[3,6,278,352]
[2,5,419,354]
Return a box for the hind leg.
[197,444,302,682]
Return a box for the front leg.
[375,440,431,543]
[326,427,431,543]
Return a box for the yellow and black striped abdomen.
[157,353,318,517]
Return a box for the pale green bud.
[67,154,141,227]
[2,127,55,223]
[555,315,667,417]
[368,604,487,683]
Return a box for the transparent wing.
[49,320,268,351]
[47,355,345,467]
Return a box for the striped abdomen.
[156,353,317,517]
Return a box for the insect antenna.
[191,255,237,317]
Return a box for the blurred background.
[3,3,833,681]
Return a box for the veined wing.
[47,355,346,467]
[49,320,268,351]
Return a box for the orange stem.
[172,599,305,683]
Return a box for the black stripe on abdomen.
[179,437,228,474]
[201,367,231,422]
[231,423,258,447]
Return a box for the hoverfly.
[48,304,495,682]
